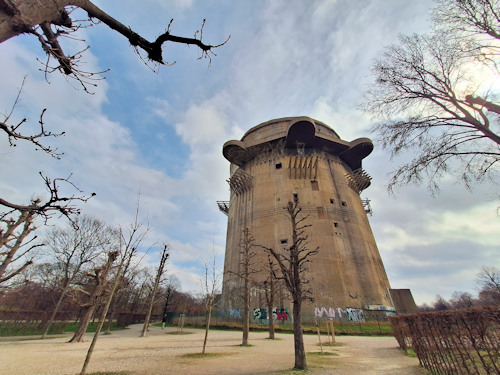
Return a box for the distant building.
[389,289,419,314]
[218,117,394,322]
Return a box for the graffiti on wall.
[346,307,365,322]
[253,308,289,321]
[229,309,242,319]
[314,306,365,322]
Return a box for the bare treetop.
[362,0,500,192]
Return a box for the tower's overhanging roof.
[223,116,373,170]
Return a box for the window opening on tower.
[293,193,299,203]
[276,162,282,169]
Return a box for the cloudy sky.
[0,0,498,305]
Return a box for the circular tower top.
[223,116,373,171]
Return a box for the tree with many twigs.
[261,200,319,370]
[362,0,500,192]
[476,265,500,305]
[41,216,113,339]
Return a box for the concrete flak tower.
[218,117,394,322]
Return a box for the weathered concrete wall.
[221,117,393,322]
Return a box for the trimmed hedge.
[390,306,500,375]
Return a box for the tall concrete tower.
[218,117,394,321]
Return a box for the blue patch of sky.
[82,2,256,178]
[85,28,192,178]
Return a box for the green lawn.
[158,320,393,336]
[0,322,125,336]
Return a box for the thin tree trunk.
[292,301,307,370]
[41,283,69,339]
[268,310,275,339]
[267,292,275,340]
[104,300,118,335]
[80,251,124,375]
[242,278,249,346]
[202,305,212,354]
[141,245,169,337]
[140,290,155,337]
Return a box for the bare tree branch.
[0,1,230,89]
[362,6,500,192]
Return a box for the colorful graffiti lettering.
[274,308,288,321]
[253,308,289,320]
[253,308,267,320]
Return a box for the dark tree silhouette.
[363,0,500,192]
[141,244,170,337]
[261,201,318,370]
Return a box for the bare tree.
[161,275,181,327]
[41,216,113,339]
[0,171,95,287]
[79,208,147,375]
[476,265,500,305]
[362,0,500,192]
[69,249,118,343]
[140,243,170,337]
[102,247,141,334]
[225,228,259,346]
[0,210,39,284]
[261,201,319,370]
[262,255,279,340]
[449,291,476,309]
[201,253,221,354]
[432,295,452,311]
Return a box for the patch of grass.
[0,322,125,337]
[317,342,344,347]
[238,344,253,347]
[404,348,418,358]
[308,351,338,356]
[0,323,63,336]
[63,322,124,333]
[267,369,309,374]
[178,320,393,336]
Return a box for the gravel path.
[0,324,426,374]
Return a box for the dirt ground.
[0,324,427,375]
